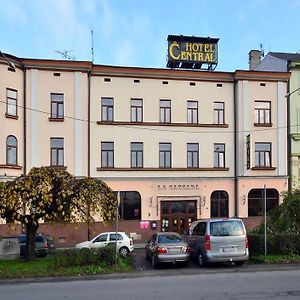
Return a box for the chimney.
[249,50,262,70]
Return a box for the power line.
[0,99,291,135]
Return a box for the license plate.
[221,246,237,253]
[168,248,180,254]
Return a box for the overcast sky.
[1,0,299,71]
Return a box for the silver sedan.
[145,232,190,268]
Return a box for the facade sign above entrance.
[167,35,219,71]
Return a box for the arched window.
[248,189,279,216]
[211,191,229,218]
[6,135,18,165]
[114,191,141,220]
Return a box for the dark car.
[145,232,190,268]
[18,234,55,258]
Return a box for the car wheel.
[198,253,207,267]
[119,247,129,257]
[151,255,159,268]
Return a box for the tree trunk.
[25,222,39,261]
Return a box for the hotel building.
[0,52,290,243]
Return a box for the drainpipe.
[233,78,238,217]
[88,68,91,178]
[87,66,91,241]
[23,63,27,176]
[286,77,291,193]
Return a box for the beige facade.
[0,60,24,179]
[0,53,290,235]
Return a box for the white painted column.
[277,81,287,176]
[242,80,249,175]
[74,72,82,176]
[30,69,38,168]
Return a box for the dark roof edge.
[167,35,219,43]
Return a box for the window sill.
[49,117,65,122]
[5,113,19,120]
[251,167,276,170]
[97,120,229,128]
[49,165,67,170]
[0,164,22,170]
[291,133,300,140]
[254,123,273,127]
[96,167,229,171]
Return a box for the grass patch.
[250,254,300,264]
[0,255,133,279]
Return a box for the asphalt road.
[1,249,300,300]
[1,266,300,300]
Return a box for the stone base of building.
[0,217,263,249]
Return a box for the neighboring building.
[0,52,290,243]
[251,51,300,189]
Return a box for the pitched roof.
[269,52,300,62]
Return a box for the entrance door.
[161,200,197,234]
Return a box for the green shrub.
[53,244,116,268]
[248,234,300,256]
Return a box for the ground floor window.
[248,188,279,216]
[211,190,229,218]
[114,191,141,220]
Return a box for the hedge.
[248,234,300,256]
[53,243,116,267]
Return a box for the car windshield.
[158,234,183,244]
[210,221,245,236]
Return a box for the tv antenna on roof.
[55,49,75,60]
[259,43,265,57]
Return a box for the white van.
[186,218,249,266]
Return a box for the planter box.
[0,237,20,260]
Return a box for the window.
[248,189,279,216]
[187,101,198,124]
[214,102,225,124]
[114,191,141,220]
[101,142,114,167]
[255,101,271,124]
[255,143,271,167]
[131,142,143,168]
[214,143,225,168]
[211,191,229,218]
[159,143,172,168]
[94,234,108,243]
[50,138,64,166]
[109,234,123,241]
[131,99,143,122]
[51,93,64,119]
[101,98,114,121]
[160,100,171,123]
[187,143,199,168]
[6,89,17,117]
[192,222,206,236]
[6,135,17,165]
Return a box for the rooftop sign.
[166,35,219,71]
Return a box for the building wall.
[289,63,300,188]
[0,54,290,239]
[25,68,89,176]
[0,61,24,180]
[90,74,235,178]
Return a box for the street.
[1,248,300,300]
[0,267,300,300]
